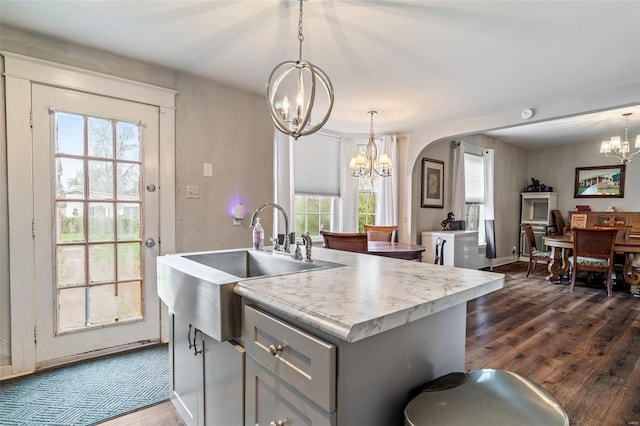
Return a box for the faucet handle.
[271,237,281,252]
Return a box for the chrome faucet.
[250,203,291,253]
[301,232,313,262]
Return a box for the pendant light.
[266,0,334,140]
[350,111,392,178]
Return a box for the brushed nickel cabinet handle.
[269,344,284,356]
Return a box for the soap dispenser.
[253,218,264,251]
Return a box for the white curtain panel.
[483,148,496,259]
[375,134,398,226]
[451,141,466,221]
[340,137,358,232]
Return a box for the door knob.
[145,238,156,248]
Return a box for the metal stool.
[404,369,569,426]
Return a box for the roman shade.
[294,132,341,196]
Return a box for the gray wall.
[525,140,640,214]
[413,135,527,263]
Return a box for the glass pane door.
[32,84,160,366]
[54,112,144,333]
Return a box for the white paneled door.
[31,85,160,366]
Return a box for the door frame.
[2,52,176,377]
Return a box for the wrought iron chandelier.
[266,0,334,140]
[350,111,392,178]
[600,112,640,163]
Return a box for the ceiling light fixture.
[350,111,392,178]
[266,0,334,140]
[600,112,640,164]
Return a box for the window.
[464,152,486,244]
[54,111,144,332]
[294,195,336,237]
[356,143,378,231]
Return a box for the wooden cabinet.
[568,211,640,235]
[519,192,557,258]
[244,305,336,426]
[170,312,245,426]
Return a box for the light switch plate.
[203,163,213,177]
[186,185,200,199]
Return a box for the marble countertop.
[235,247,504,343]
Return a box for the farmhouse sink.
[157,249,343,342]
[183,249,331,278]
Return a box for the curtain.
[375,134,398,226]
[340,137,358,232]
[451,141,466,222]
[483,149,496,260]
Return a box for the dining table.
[366,241,426,261]
[542,233,640,296]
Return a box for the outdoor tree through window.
[55,111,143,333]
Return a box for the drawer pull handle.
[269,344,284,356]
[270,420,286,426]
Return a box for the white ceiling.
[1,0,639,146]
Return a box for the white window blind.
[294,133,341,196]
[464,152,484,203]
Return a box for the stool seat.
[404,369,569,426]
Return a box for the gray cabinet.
[170,312,244,426]
[244,305,336,426]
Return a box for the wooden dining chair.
[593,224,632,283]
[320,231,368,253]
[521,223,551,277]
[568,228,618,297]
[363,225,397,242]
[593,224,631,239]
[546,210,567,236]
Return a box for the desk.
[367,241,426,261]
[543,234,640,295]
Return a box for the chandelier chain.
[297,1,304,62]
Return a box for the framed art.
[574,165,625,198]
[421,158,444,208]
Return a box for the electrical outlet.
[186,185,200,199]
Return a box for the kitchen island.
[158,246,504,426]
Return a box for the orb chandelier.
[350,111,392,178]
[267,0,334,140]
[599,112,640,164]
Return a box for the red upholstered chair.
[521,223,551,277]
[569,228,618,297]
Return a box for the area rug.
[0,345,169,425]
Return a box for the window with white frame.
[464,152,486,244]
[293,132,341,238]
[294,195,336,237]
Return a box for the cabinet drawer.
[246,358,335,426]
[244,305,336,413]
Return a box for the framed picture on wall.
[421,158,444,208]
[574,165,625,198]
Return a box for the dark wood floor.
[101,262,640,426]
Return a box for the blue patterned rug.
[0,345,169,425]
